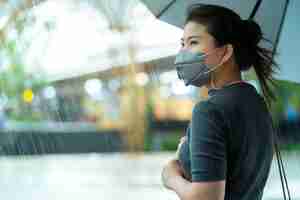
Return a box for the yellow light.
[23,89,34,103]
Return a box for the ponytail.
[238,19,279,107]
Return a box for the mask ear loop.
[209,47,227,90]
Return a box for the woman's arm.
[162,159,225,200]
[162,102,227,200]
[175,136,191,181]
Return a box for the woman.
[161,4,277,200]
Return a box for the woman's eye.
[190,41,198,45]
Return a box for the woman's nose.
[181,46,188,51]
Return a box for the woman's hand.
[175,136,187,160]
[161,159,185,190]
[161,136,188,190]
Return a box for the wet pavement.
[0,151,299,200]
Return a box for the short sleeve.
[190,101,227,182]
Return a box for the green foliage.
[161,131,182,151]
[0,21,47,122]
[143,100,155,151]
[280,143,300,151]
[270,79,300,123]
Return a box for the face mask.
[174,48,223,87]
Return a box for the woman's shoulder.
[193,97,226,114]
[192,95,234,129]
[192,99,229,136]
[192,100,226,122]
[204,83,259,112]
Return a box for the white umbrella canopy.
[276,0,300,83]
[21,0,182,82]
[140,0,289,52]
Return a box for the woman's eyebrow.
[180,36,202,42]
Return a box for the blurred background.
[0,0,299,199]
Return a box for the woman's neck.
[206,68,242,90]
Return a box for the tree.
[0,0,47,121]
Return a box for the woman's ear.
[221,44,234,64]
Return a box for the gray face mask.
[174,49,222,87]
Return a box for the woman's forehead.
[182,21,208,40]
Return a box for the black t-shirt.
[178,82,274,200]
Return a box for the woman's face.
[181,21,225,67]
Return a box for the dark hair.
[185,4,279,107]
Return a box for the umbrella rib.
[249,0,263,19]
[156,0,177,18]
[273,0,290,57]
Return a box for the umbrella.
[140,0,290,58]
